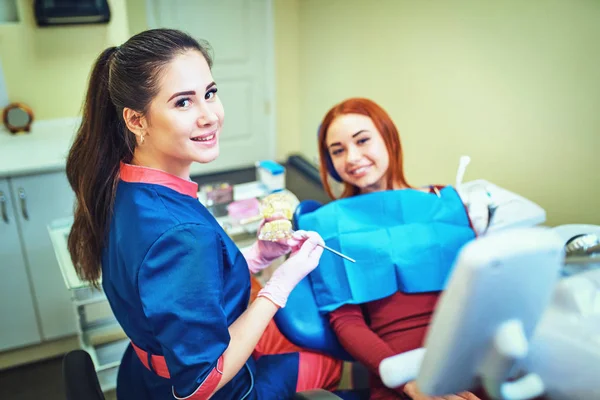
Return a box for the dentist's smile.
[191,130,218,146]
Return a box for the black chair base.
[63,349,105,400]
[293,389,343,399]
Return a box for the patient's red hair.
[317,98,411,199]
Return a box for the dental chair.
[276,200,371,400]
[276,180,553,399]
[378,225,600,400]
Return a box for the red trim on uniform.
[174,356,223,400]
[120,162,198,198]
[131,341,224,400]
[131,341,171,379]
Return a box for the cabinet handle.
[0,191,8,223]
[18,188,29,220]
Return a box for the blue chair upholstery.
[274,200,355,361]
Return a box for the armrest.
[292,389,343,399]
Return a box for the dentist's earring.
[139,133,145,145]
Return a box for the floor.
[0,156,331,400]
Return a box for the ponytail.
[66,29,212,287]
[66,47,133,287]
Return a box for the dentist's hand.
[243,218,303,274]
[257,231,324,308]
[404,381,481,400]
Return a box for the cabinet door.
[10,172,76,340]
[0,178,42,351]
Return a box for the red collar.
[119,162,198,198]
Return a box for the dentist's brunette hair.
[317,98,411,199]
[66,29,212,287]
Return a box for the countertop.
[0,117,248,179]
[0,117,80,178]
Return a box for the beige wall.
[125,0,147,35]
[0,0,130,119]
[288,0,600,226]
[2,0,597,226]
[0,0,297,156]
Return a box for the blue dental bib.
[297,187,475,313]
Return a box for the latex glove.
[243,220,304,274]
[257,231,324,308]
[403,381,481,400]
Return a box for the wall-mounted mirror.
[3,103,34,134]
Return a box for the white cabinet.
[0,170,76,351]
[0,179,42,351]
[9,171,76,340]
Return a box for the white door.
[146,0,276,176]
[0,179,42,351]
[10,172,76,340]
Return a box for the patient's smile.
[348,164,372,177]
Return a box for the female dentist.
[66,28,341,400]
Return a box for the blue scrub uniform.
[101,163,300,400]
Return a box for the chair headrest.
[317,125,343,182]
[292,199,323,230]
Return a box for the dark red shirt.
[329,291,440,399]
